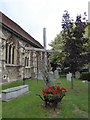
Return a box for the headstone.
[82,80,88,83]
[37,72,43,80]
[54,69,59,79]
[89,68,90,72]
[66,72,72,81]
[75,71,80,79]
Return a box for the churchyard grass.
[2,77,89,118]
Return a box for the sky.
[0,0,89,49]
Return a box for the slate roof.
[0,11,43,48]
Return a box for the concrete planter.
[2,85,29,101]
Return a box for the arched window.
[6,42,15,64]
[9,44,11,64]
[25,57,29,66]
[6,43,8,63]
[12,46,15,64]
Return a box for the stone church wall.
[0,27,43,83]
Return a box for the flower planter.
[44,95,64,108]
[36,85,67,110]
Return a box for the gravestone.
[89,68,90,72]
[75,71,80,79]
[37,72,43,80]
[66,72,72,81]
[54,69,59,79]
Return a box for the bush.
[80,72,90,81]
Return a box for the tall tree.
[62,10,89,88]
[49,33,66,69]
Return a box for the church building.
[0,12,44,83]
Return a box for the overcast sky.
[0,0,89,49]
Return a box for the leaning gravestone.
[66,72,72,81]
[54,69,59,79]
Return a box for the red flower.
[42,86,67,99]
[57,93,61,97]
[44,93,48,97]
[53,90,57,94]
[57,86,60,90]
[42,89,45,93]
[61,88,67,92]
[47,88,51,93]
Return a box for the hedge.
[80,72,90,81]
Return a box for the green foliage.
[49,33,66,67]
[80,72,90,81]
[49,33,63,51]
[61,10,89,73]
[49,11,90,72]
[88,22,90,37]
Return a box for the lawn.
[1,77,89,118]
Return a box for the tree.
[62,10,89,88]
[49,33,66,69]
[49,33,63,51]
[83,22,90,69]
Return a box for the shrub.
[80,72,90,81]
